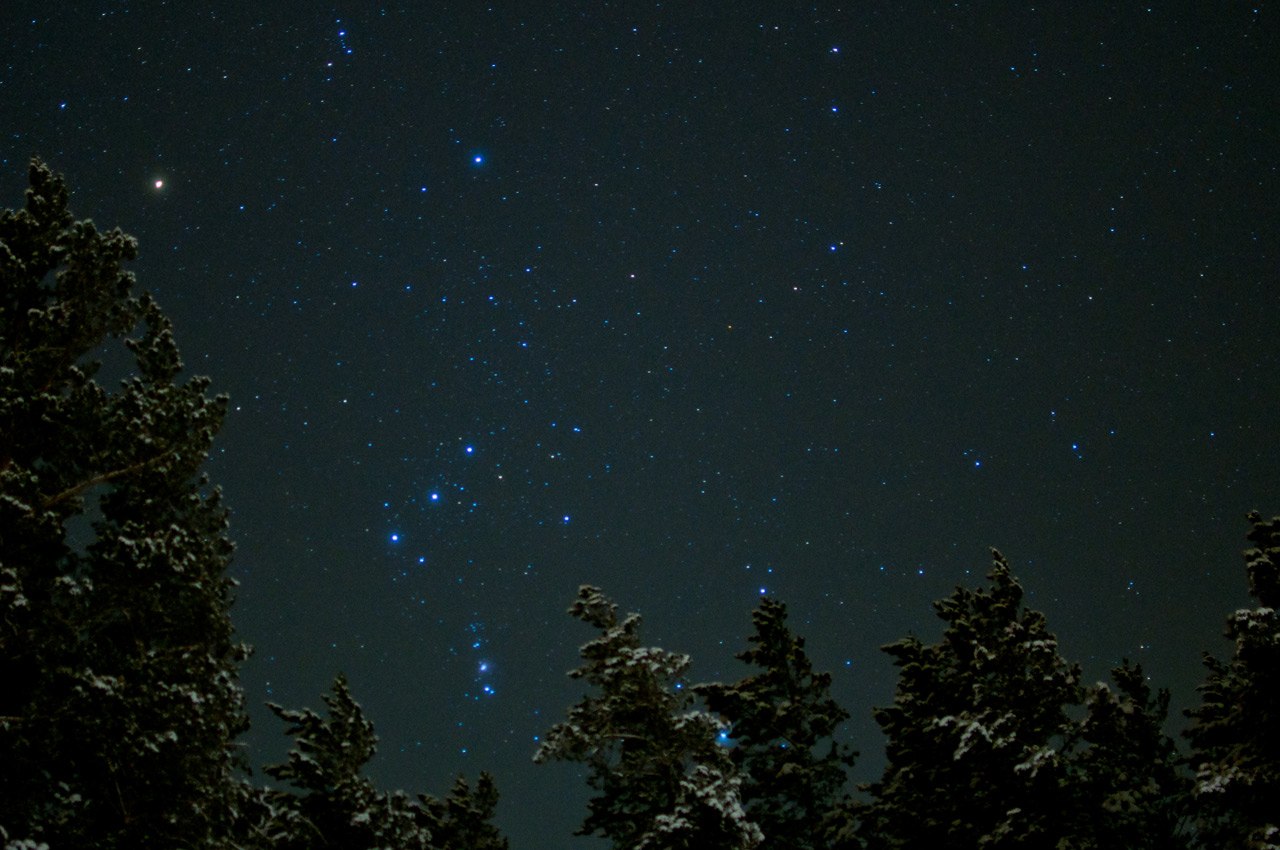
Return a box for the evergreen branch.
[39,449,177,510]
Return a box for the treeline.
[1,160,1276,849]
[535,518,1278,850]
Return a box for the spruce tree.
[256,674,432,849]
[254,674,508,850]
[421,774,509,850]
[1184,512,1280,849]
[1072,661,1189,849]
[535,585,762,850]
[697,597,855,850]
[857,549,1082,850]
[0,159,248,849]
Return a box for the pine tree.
[421,774,509,850]
[1184,512,1280,850]
[1071,661,1189,849]
[256,674,434,849]
[535,585,763,850]
[857,549,1082,850]
[0,159,248,848]
[696,597,855,850]
[254,674,509,850]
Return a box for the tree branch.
[40,449,177,511]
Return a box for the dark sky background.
[4,3,1277,847]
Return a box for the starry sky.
[3,3,1277,847]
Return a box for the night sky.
[3,3,1277,847]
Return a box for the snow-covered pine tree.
[255,674,433,849]
[0,159,249,849]
[1184,512,1280,850]
[251,674,510,850]
[535,585,763,850]
[856,549,1082,850]
[1071,661,1190,849]
[696,597,855,850]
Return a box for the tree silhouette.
[536,585,762,850]
[698,597,855,850]
[1184,512,1280,849]
[252,674,432,849]
[1072,661,1190,848]
[421,774,510,850]
[857,550,1082,849]
[0,159,247,848]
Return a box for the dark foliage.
[0,158,248,849]
[422,774,510,850]
[1072,661,1190,848]
[239,674,508,850]
[1184,512,1280,849]
[536,585,762,850]
[250,674,429,849]
[697,598,855,850]
[856,550,1082,850]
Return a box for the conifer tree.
[697,597,855,850]
[536,585,762,850]
[857,549,1082,850]
[1072,661,1189,849]
[0,159,248,849]
[1184,512,1280,849]
[255,674,509,850]
[421,774,510,850]
[256,674,433,849]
